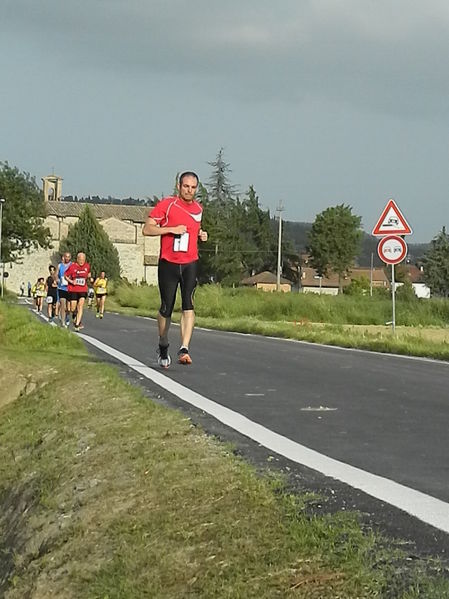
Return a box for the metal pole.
[276,201,284,291]
[370,252,373,297]
[0,199,4,299]
[391,263,396,335]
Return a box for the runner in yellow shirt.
[35,277,46,313]
[93,271,108,319]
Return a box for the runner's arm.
[143,217,186,236]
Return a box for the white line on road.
[79,331,449,535]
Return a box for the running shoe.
[157,344,171,369]
[99,313,104,319]
[96,312,100,318]
[74,325,80,332]
[177,347,192,365]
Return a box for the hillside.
[282,220,429,267]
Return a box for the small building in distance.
[399,264,431,299]
[300,267,389,295]
[241,271,292,293]
[6,200,160,292]
[349,267,390,289]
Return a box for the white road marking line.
[301,406,338,412]
[79,332,449,535]
[245,393,265,397]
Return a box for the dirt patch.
[0,357,53,410]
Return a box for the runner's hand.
[171,225,187,234]
[199,229,208,242]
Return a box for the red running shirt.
[149,196,203,264]
[66,262,91,293]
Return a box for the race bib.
[173,232,189,252]
[75,277,86,286]
[46,296,53,304]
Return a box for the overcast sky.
[1,0,449,242]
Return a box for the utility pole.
[276,200,284,292]
[0,198,5,298]
[370,252,374,297]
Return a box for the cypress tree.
[59,205,121,280]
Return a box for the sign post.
[392,263,396,333]
[373,200,412,335]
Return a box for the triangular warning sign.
[372,199,412,236]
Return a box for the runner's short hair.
[179,171,199,185]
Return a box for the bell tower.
[42,174,63,202]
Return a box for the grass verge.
[1,302,448,598]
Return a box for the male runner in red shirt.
[143,171,208,367]
[65,252,91,331]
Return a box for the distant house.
[399,264,431,299]
[300,268,341,295]
[241,271,292,292]
[300,267,389,295]
[349,267,390,289]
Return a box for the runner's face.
[63,253,71,263]
[178,176,198,202]
[77,254,86,266]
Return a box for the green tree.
[239,186,277,275]
[200,148,239,283]
[422,227,449,297]
[207,148,238,205]
[59,206,121,280]
[199,149,295,286]
[395,279,417,302]
[307,204,362,293]
[0,161,51,262]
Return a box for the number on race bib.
[75,277,86,286]
[173,232,189,252]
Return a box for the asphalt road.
[80,309,449,500]
[24,302,449,553]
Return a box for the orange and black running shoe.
[177,347,192,365]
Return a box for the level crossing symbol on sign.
[372,199,412,236]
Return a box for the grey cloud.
[3,0,449,115]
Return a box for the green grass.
[1,302,449,597]
[113,283,449,326]
[109,283,449,361]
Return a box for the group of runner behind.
[30,251,108,331]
